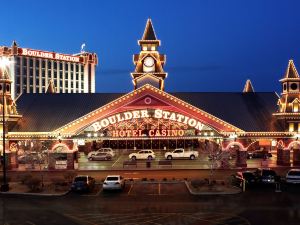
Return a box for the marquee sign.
[110,129,185,138]
[20,48,82,63]
[91,109,205,133]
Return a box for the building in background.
[0,41,98,99]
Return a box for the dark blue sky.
[1,0,300,93]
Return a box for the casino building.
[1,19,300,170]
[0,42,98,99]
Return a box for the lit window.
[289,123,295,132]
[151,46,156,51]
[293,103,299,112]
[142,46,147,51]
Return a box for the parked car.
[129,150,155,160]
[233,171,257,186]
[103,175,125,191]
[247,150,272,159]
[286,169,300,184]
[87,148,115,158]
[254,168,279,184]
[165,148,198,160]
[71,175,95,192]
[88,152,112,161]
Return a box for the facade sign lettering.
[91,109,205,133]
[21,48,81,63]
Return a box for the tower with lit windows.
[131,19,167,90]
[0,59,21,133]
[274,60,300,132]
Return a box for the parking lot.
[77,149,278,170]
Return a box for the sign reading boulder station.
[20,48,82,63]
[91,109,205,137]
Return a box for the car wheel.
[167,155,172,160]
[88,157,93,161]
[190,155,195,160]
[131,156,136,161]
[147,156,153,160]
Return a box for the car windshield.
[106,177,119,181]
[262,170,276,176]
[288,171,300,176]
[74,177,87,182]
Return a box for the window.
[293,102,299,112]
[289,123,295,132]
[29,59,33,67]
[291,83,298,91]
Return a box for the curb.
[184,181,242,195]
[0,190,70,197]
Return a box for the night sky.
[1,0,300,93]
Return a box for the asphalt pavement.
[1,182,300,225]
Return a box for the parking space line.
[111,155,122,167]
[127,184,133,195]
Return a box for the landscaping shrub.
[19,174,32,185]
[191,179,204,188]
[51,178,68,186]
[162,177,167,182]
[63,171,77,183]
[142,177,147,181]
[26,177,42,192]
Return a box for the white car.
[129,150,155,160]
[103,175,125,190]
[286,169,300,184]
[87,148,115,158]
[165,148,198,160]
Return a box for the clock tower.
[131,19,167,90]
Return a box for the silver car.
[103,175,125,190]
[286,169,300,184]
[88,152,112,161]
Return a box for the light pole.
[0,56,10,192]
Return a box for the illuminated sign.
[91,109,205,132]
[20,48,81,63]
[110,129,185,137]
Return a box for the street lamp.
[0,56,11,192]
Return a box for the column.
[236,149,247,167]
[67,153,74,170]
[9,151,18,169]
[277,148,290,166]
[293,148,300,166]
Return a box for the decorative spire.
[138,19,160,46]
[243,79,255,93]
[11,40,18,47]
[142,19,157,41]
[284,60,299,79]
[46,80,56,93]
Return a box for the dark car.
[88,152,112,161]
[236,171,256,184]
[247,150,272,159]
[254,168,279,184]
[71,175,95,192]
[232,171,257,187]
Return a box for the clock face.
[144,57,155,67]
